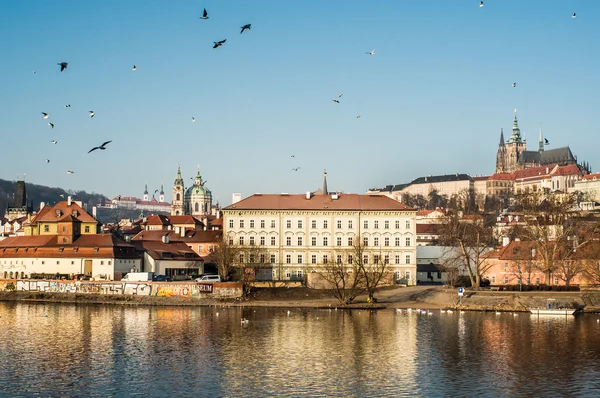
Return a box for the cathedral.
[495,110,590,174]
[171,166,212,216]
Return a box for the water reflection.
[1,303,600,397]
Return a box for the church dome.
[185,184,211,197]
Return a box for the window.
[395,255,400,264]
[286,220,291,229]
[384,255,389,265]
[62,226,67,232]
[311,237,317,246]
[271,220,276,228]
[395,237,400,247]
[348,237,353,246]
[229,220,234,228]
[297,237,303,246]
[323,220,328,229]
[323,255,328,264]
[554,278,559,285]
[405,255,410,264]
[239,220,244,228]
[364,220,368,229]
[260,236,265,246]
[374,237,379,247]
[239,237,244,245]
[374,221,379,229]
[363,237,368,246]
[504,276,509,284]
[405,237,411,246]
[384,221,389,229]
[286,237,291,246]
[229,238,234,245]
[336,255,342,264]
[271,237,276,246]
[249,236,255,246]
[337,237,342,247]
[337,220,342,229]
[286,255,291,264]
[363,255,368,265]
[348,220,353,229]
[84,226,90,233]
[406,221,410,229]
[323,237,328,246]
[57,260,61,265]
[44,225,50,232]
[395,220,400,229]
[261,220,265,228]
[250,220,255,228]
[260,254,266,264]
[239,254,244,263]
[384,237,390,247]
[491,276,496,284]
[270,254,276,264]
[311,255,317,264]
[297,255,303,264]
[348,255,353,265]
[298,220,303,228]
[535,277,540,285]
[311,220,317,229]
[374,255,379,264]
[504,263,508,271]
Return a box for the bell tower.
[171,165,185,216]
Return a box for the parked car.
[153,275,173,282]
[194,274,221,283]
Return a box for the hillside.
[0,178,107,218]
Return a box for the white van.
[195,274,221,283]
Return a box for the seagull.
[200,8,209,20]
[132,65,137,71]
[154,189,159,194]
[512,82,517,87]
[213,39,226,48]
[58,62,68,72]
[51,140,58,144]
[332,99,340,103]
[366,49,375,56]
[45,159,50,163]
[88,140,112,153]
[65,104,70,108]
[291,167,301,172]
[339,93,343,98]
[479,1,484,7]
[544,138,549,145]
[67,170,75,174]
[48,122,54,129]
[33,71,36,74]
[192,117,196,122]
[356,115,361,118]
[291,155,295,158]
[42,112,49,119]
[572,13,576,19]
[89,111,95,118]
[240,24,251,34]
[59,194,65,198]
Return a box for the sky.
[1,1,599,206]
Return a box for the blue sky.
[1,1,598,205]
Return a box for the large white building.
[223,191,418,284]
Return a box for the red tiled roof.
[416,224,440,234]
[551,164,581,176]
[132,229,221,243]
[513,165,558,180]
[489,173,514,181]
[168,215,202,225]
[472,176,490,181]
[580,172,600,181]
[131,240,203,261]
[225,194,416,211]
[31,201,97,224]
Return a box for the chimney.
[181,227,186,237]
[331,193,338,200]
[502,236,510,246]
[67,196,72,206]
[92,206,97,219]
[162,233,170,244]
[203,217,208,231]
[306,191,311,200]
[40,202,45,210]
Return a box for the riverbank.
[2,286,599,312]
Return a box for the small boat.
[530,308,577,316]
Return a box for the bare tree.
[354,243,390,303]
[239,245,271,295]
[213,237,242,281]
[318,253,365,305]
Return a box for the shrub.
[5,282,16,291]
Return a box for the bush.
[5,282,16,291]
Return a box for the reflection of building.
[224,177,417,283]
[171,166,213,217]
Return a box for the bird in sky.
[88,140,112,153]
[200,8,209,20]
[59,194,65,198]
[89,111,95,118]
[291,155,295,158]
[366,49,375,56]
[33,71,36,74]
[48,122,54,129]
[339,94,343,98]
[332,99,340,103]
[356,115,361,119]
[512,83,517,87]
[58,62,68,72]
[291,167,301,172]
[240,24,251,34]
[192,117,196,122]
[51,140,58,144]
[572,13,577,19]
[45,159,50,163]
[67,170,75,174]
[479,1,484,7]
[65,104,70,108]
[42,112,49,119]
[213,39,226,49]
[132,65,137,71]
[545,138,550,145]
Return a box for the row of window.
[229,219,412,230]
[239,254,412,265]
[232,236,413,247]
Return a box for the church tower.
[500,110,527,173]
[171,166,185,216]
[159,185,165,203]
[495,128,506,174]
[143,184,149,201]
[184,166,212,216]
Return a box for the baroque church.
[171,166,212,216]
[495,110,591,174]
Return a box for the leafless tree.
[354,243,390,303]
[318,248,365,305]
[239,245,271,295]
[213,237,242,281]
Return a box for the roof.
[410,174,473,185]
[472,176,491,181]
[224,193,416,211]
[489,173,514,181]
[131,240,203,262]
[417,263,441,272]
[579,173,600,181]
[416,224,440,234]
[30,201,98,225]
[132,229,221,243]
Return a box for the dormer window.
[94,247,99,254]
[56,210,62,217]
[72,210,78,217]
[58,248,64,253]
[162,252,172,259]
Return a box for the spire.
[160,184,164,195]
[194,165,202,186]
[174,165,184,185]
[499,128,505,146]
[538,124,544,152]
[144,184,148,195]
[322,170,328,195]
[508,109,522,143]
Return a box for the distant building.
[367,174,473,203]
[4,180,33,221]
[570,172,600,202]
[108,184,171,214]
[171,166,213,217]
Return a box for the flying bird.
[51,140,58,144]
[67,170,75,174]
[213,39,226,48]
[356,115,361,119]
[512,82,517,87]
[332,99,340,103]
[42,112,49,119]
[48,122,54,129]
[192,117,196,122]
[200,8,209,20]
[65,104,70,108]
[479,1,484,7]
[33,71,36,74]
[58,62,68,72]
[240,24,251,34]
[291,155,295,158]
[89,111,95,118]
[88,140,112,153]
[544,138,549,145]
[45,159,50,163]
[291,167,301,172]
[339,94,343,98]
[132,65,137,71]
[366,49,375,56]
[572,13,577,19]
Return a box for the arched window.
[195,203,199,212]
[176,193,180,201]
[175,211,180,215]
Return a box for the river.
[1,302,600,397]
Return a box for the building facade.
[171,166,213,217]
[223,192,418,284]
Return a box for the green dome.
[185,185,211,197]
